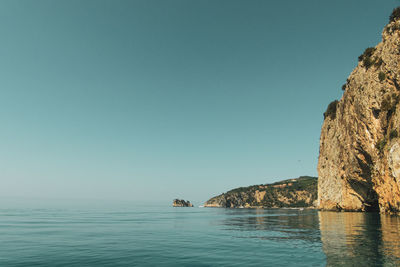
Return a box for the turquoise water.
[0,204,399,266]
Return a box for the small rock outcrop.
[204,176,317,208]
[318,8,400,213]
[172,199,193,207]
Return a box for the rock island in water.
[173,199,194,207]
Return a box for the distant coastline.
[204,176,317,209]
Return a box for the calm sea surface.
[0,203,399,266]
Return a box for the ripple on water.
[0,207,399,266]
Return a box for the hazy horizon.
[1,0,398,205]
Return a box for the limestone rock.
[318,12,400,213]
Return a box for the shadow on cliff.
[347,148,379,211]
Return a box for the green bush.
[376,138,387,154]
[358,47,376,69]
[379,72,386,82]
[375,57,384,67]
[390,7,400,23]
[358,47,376,62]
[342,79,350,91]
[390,129,398,139]
[364,57,375,69]
[324,100,339,120]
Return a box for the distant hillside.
[204,176,318,208]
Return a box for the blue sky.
[0,0,398,204]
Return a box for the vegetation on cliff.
[389,7,400,23]
[204,176,317,208]
[324,100,339,120]
[318,7,400,213]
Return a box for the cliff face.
[204,176,317,208]
[318,15,400,213]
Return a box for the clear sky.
[0,0,398,205]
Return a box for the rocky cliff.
[204,176,317,208]
[318,8,400,213]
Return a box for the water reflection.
[381,215,400,259]
[217,209,321,243]
[216,208,400,266]
[319,211,400,266]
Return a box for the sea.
[0,201,399,266]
